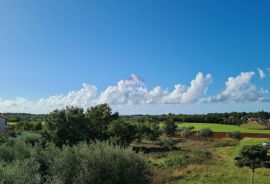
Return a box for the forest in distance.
[5,110,270,125]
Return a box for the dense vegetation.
[0,133,151,184]
[1,105,270,184]
[3,113,47,123]
[5,111,270,125]
[123,111,270,125]
[0,104,154,184]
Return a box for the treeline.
[123,111,270,125]
[4,111,270,125]
[14,104,164,147]
[3,113,47,122]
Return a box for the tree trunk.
[251,168,255,184]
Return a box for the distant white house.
[0,114,9,133]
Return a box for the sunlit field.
[178,123,270,134]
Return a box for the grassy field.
[7,122,17,126]
[240,121,267,130]
[174,138,270,184]
[178,122,270,134]
[147,138,270,184]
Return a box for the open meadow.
[178,122,270,134]
[147,138,270,184]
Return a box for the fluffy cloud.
[0,71,269,114]
[0,83,97,113]
[98,73,213,105]
[164,73,213,103]
[0,97,34,112]
[206,72,268,103]
[257,68,266,79]
[37,83,97,108]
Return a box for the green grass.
[174,138,270,184]
[178,122,270,134]
[7,122,17,126]
[240,121,267,130]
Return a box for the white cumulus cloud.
[0,83,97,113]
[98,73,213,105]
[0,71,269,114]
[37,83,97,108]
[164,73,213,104]
[206,72,268,103]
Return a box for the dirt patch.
[184,131,270,139]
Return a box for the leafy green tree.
[164,120,177,137]
[134,122,149,143]
[145,122,161,141]
[85,104,119,141]
[235,145,270,184]
[108,120,137,147]
[43,107,87,146]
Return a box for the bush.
[196,128,213,138]
[47,142,152,184]
[227,131,241,139]
[164,150,211,168]
[164,121,177,137]
[0,158,41,184]
[16,121,33,131]
[180,129,191,138]
[145,123,161,141]
[0,134,152,184]
[159,137,176,150]
[179,127,194,138]
[108,120,137,147]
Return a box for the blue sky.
[0,0,270,114]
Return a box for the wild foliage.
[0,133,151,184]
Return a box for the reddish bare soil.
[182,132,270,139]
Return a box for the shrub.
[47,142,152,184]
[145,123,161,141]
[227,131,241,139]
[108,120,137,147]
[180,129,191,138]
[16,121,33,131]
[159,137,176,150]
[164,121,177,137]
[0,158,41,184]
[164,150,211,168]
[179,127,194,138]
[196,128,213,138]
[0,134,152,184]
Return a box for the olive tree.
[164,120,177,137]
[108,120,137,147]
[235,145,270,184]
[43,107,87,146]
[85,104,119,141]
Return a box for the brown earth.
[182,132,270,139]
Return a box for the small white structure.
[0,114,9,133]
